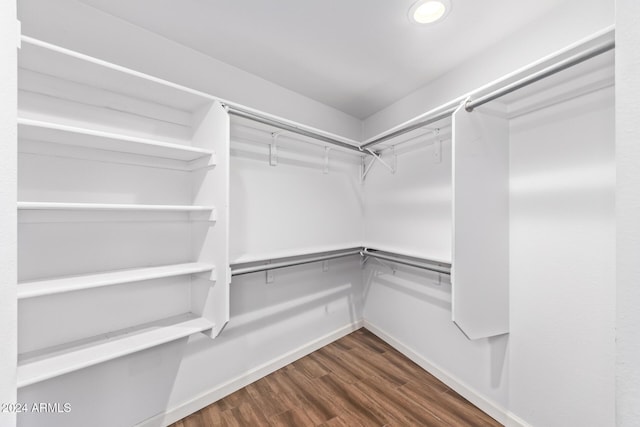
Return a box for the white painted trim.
[363,320,531,427]
[504,412,534,427]
[135,320,363,427]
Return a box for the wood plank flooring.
[170,329,502,427]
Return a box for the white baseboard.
[504,411,533,427]
[363,320,530,427]
[135,320,363,427]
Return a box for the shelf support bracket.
[360,250,397,275]
[323,147,331,174]
[365,148,396,174]
[361,147,396,181]
[370,256,397,276]
[270,132,280,166]
[433,129,442,164]
[359,250,370,268]
[186,152,218,171]
[265,261,274,284]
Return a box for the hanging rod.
[361,249,451,275]
[230,247,451,277]
[360,108,457,150]
[465,39,615,112]
[226,106,364,153]
[361,38,615,150]
[231,248,362,276]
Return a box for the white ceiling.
[78,0,568,119]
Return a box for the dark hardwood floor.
[170,328,502,427]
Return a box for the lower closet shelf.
[17,263,216,299]
[17,313,213,388]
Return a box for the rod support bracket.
[433,138,442,164]
[361,148,396,181]
[323,147,331,174]
[463,97,474,112]
[265,261,274,283]
[270,132,281,166]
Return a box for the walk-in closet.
[1,0,639,426]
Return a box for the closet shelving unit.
[13,28,614,390]
[16,37,229,388]
[227,31,614,342]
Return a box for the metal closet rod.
[361,38,615,150]
[361,249,451,275]
[226,39,614,154]
[465,39,615,112]
[226,107,363,153]
[230,247,451,276]
[231,248,362,276]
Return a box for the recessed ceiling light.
[409,0,451,24]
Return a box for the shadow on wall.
[489,334,508,389]
[362,262,451,311]
[221,282,358,340]
[181,259,364,362]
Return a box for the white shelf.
[18,263,216,300]
[17,314,213,388]
[15,36,230,381]
[18,118,215,163]
[17,201,215,213]
[19,36,215,112]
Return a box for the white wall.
[616,0,640,423]
[362,128,452,262]
[17,0,363,142]
[230,122,363,261]
[509,87,615,426]
[0,2,17,426]
[363,0,614,139]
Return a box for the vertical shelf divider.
[190,101,230,338]
[451,103,510,340]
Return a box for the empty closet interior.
[7,0,619,426]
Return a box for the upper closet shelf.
[18,263,216,300]
[17,202,215,213]
[19,36,216,112]
[18,118,216,163]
